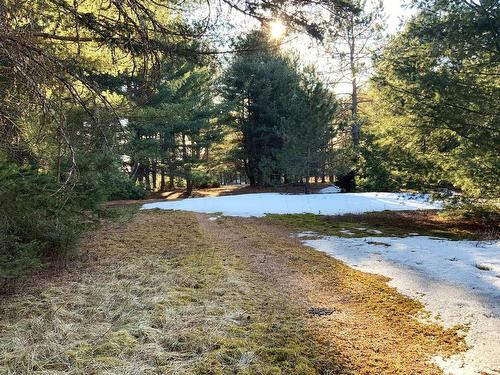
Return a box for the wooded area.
[1,0,498,281]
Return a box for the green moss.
[95,330,138,356]
[266,213,472,240]
[65,343,93,366]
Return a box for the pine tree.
[368,0,499,197]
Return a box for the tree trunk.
[169,172,174,190]
[151,160,157,191]
[348,13,360,148]
[181,133,191,196]
[347,19,359,191]
[144,164,151,191]
[186,177,193,196]
[160,167,166,192]
[304,146,311,194]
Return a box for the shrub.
[0,161,80,283]
[192,170,221,189]
[442,199,500,227]
[107,175,148,200]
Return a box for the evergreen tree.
[221,31,301,186]
[368,0,499,197]
[278,67,339,193]
[125,59,222,195]
[222,30,339,190]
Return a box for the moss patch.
[266,210,493,240]
[213,216,466,374]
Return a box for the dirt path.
[198,214,465,374]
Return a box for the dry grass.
[0,209,467,374]
[0,211,315,374]
[204,216,466,374]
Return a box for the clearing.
[144,192,500,374]
[1,192,498,374]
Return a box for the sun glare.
[270,20,286,39]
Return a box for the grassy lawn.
[0,208,467,374]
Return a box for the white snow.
[319,185,341,193]
[302,234,500,375]
[142,192,440,217]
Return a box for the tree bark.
[160,166,166,192]
[348,14,360,148]
[151,160,157,191]
[304,146,311,194]
[144,164,151,191]
[181,133,192,196]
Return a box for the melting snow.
[319,185,342,193]
[302,235,500,375]
[142,192,439,217]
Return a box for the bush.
[192,170,220,189]
[65,151,146,208]
[107,175,148,200]
[0,161,80,283]
[442,199,500,227]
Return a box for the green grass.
[266,211,483,240]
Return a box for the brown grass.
[0,209,466,374]
[199,215,466,374]
[0,211,316,374]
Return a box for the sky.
[285,0,417,95]
[383,0,416,34]
[200,0,418,95]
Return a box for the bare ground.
[0,210,465,374]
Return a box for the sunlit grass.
[265,210,488,240]
[0,209,467,374]
[0,210,315,374]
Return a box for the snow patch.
[339,229,355,235]
[294,231,319,238]
[302,235,500,374]
[142,192,440,217]
[319,185,341,194]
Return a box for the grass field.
[0,208,467,374]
